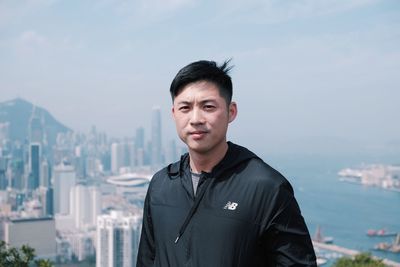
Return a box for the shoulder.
[149,166,170,187]
[148,155,187,190]
[240,157,294,194]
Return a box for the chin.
[187,143,210,154]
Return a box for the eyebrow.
[176,99,217,106]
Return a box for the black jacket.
[137,142,316,267]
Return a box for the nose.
[190,107,205,125]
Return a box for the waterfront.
[265,153,400,265]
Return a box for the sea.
[264,152,400,266]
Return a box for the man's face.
[172,80,237,155]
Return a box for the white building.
[70,184,101,229]
[96,211,142,267]
[4,216,56,259]
[53,163,76,214]
[111,143,124,174]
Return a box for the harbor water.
[264,153,400,265]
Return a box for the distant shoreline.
[339,178,400,193]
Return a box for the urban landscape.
[0,98,184,266]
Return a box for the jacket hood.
[167,141,259,179]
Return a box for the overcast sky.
[1,0,399,156]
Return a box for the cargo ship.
[367,228,398,237]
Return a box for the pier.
[313,241,400,267]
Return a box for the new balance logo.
[223,201,238,210]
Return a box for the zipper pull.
[174,235,180,244]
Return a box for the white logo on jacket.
[223,201,238,210]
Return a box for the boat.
[393,234,400,253]
[367,228,397,237]
[373,234,400,253]
[316,257,328,266]
[374,242,391,251]
[313,225,334,244]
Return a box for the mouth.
[189,130,208,140]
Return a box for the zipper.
[174,176,213,243]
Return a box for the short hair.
[169,59,233,104]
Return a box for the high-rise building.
[96,211,142,267]
[53,163,76,214]
[74,145,86,179]
[29,143,41,190]
[151,107,163,167]
[111,142,129,174]
[4,216,56,259]
[0,157,7,190]
[124,142,135,170]
[40,158,50,187]
[89,186,101,226]
[9,159,24,190]
[29,107,44,144]
[39,187,54,216]
[111,143,121,174]
[70,184,101,229]
[135,127,145,151]
[166,139,180,164]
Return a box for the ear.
[228,102,237,123]
[171,106,176,120]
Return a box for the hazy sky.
[1,0,399,156]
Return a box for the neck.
[189,142,228,173]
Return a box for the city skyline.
[1,1,399,157]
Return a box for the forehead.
[174,81,221,101]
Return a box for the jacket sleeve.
[262,181,317,267]
[136,186,155,267]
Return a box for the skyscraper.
[166,139,180,164]
[29,143,41,190]
[151,107,162,167]
[10,159,24,190]
[96,211,142,267]
[29,107,44,144]
[53,163,76,214]
[40,158,50,188]
[135,127,145,167]
[125,142,135,170]
[0,157,7,190]
[70,184,101,229]
[135,127,145,151]
[111,142,123,174]
[39,187,54,216]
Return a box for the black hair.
[169,59,233,104]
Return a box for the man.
[137,60,317,266]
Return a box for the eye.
[204,105,216,111]
[178,106,190,112]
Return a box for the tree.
[36,259,54,267]
[0,241,53,267]
[333,253,385,267]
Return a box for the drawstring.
[174,177,213,244]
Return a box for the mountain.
[0,98,71,146]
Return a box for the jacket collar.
[167,141,258,179]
